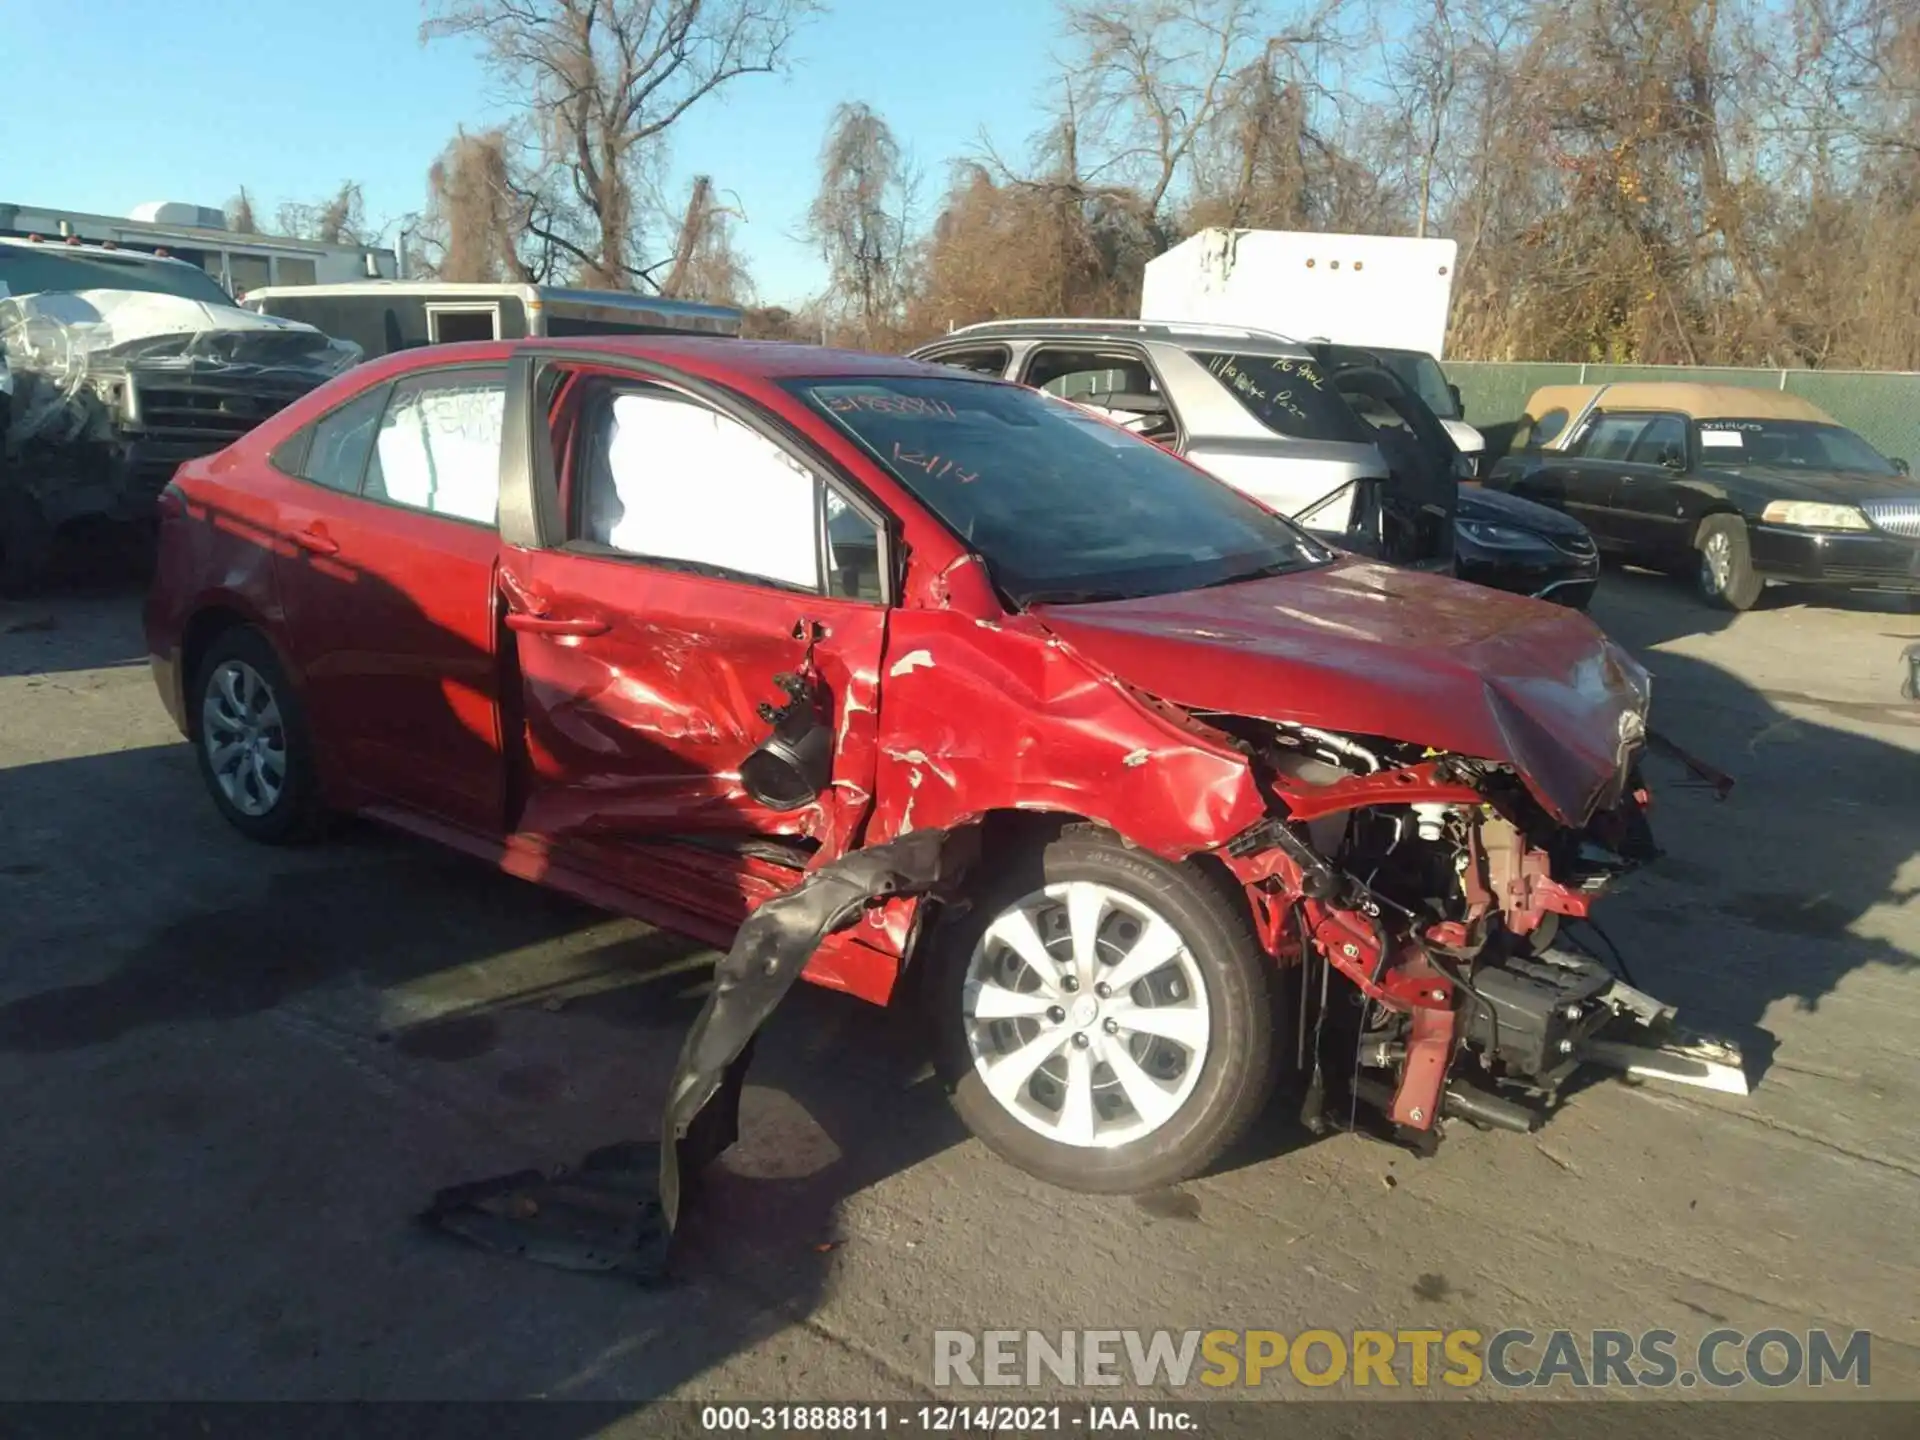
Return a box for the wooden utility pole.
[661,176,713,298]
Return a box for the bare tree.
[1393,0,1463,237]
[279,182,368,245]
[418,128,546,282]
[659,176,757,303]
[1061,0,1350,231]
[806,103,916,345]
[422,0,820,288]
[507,0,1918,371]
[226,189,262,235]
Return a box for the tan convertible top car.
[1490,382,1917,609]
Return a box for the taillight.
[156,481,187,523]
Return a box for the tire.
[925,826,1280,1193]
[1694,514,1764,611]
[191,626,324,844]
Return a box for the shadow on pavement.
[1580,566,1919,1074]
[0,503,970,1401]
[0,730,968,1400]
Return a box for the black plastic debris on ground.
[418,828,975,1284]
[419,1141,676,1281]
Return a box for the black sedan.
[1489,384,1919,610]
[1454,484,1600,610]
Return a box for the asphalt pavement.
[1,567,1915,1415]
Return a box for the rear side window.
[1190,352,1370,442]
[364,368,507,525]
[922,346,1011,376]
[295,386,388,492]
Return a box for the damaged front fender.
[865,609,1268,859]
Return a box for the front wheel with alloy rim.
[1695,513,1764,610]
[927,828,1280,1193]
[192,627,323,843]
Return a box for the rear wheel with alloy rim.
[192,627,323,843]
[928,827,1279,1193]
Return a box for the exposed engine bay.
[1202,712,1744,1150]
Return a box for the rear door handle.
[504,612,610,637]
[290,522,339,556]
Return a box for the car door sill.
[355,802,904,1004]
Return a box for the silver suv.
[908,318,1452,569]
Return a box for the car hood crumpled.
[1033,557,1650,826]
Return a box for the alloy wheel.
[962,880,1211,1149]
[202,659,288,818]
[1700,531,1733,595]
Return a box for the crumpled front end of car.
[1198,706,1743,1145]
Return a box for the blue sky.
[3,0,1065,305]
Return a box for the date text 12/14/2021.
[699,1404,1202,1433]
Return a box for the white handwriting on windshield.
[891,441,978,483]
[827,393,957,418]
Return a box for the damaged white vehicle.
[0,237,357,589]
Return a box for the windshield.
[793,376,1332,605]
[0,248,236,307]
[1188,351,1372,443]
[1694,419,1897,476]
[1382,352,1458,419]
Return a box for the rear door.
[496,358,892,863]
[1611,412,1691,557]
[271,364,510,834]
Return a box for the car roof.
[359,335,972,384]
[925,318,1314,357]
[1521,381,1836,424]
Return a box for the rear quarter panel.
[150,446,300,698]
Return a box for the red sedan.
[146,336,1685,1192]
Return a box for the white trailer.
[1142,229,1458,355]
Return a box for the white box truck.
[1141,229,1485,460]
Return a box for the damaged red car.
[145,338,1742,1194]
